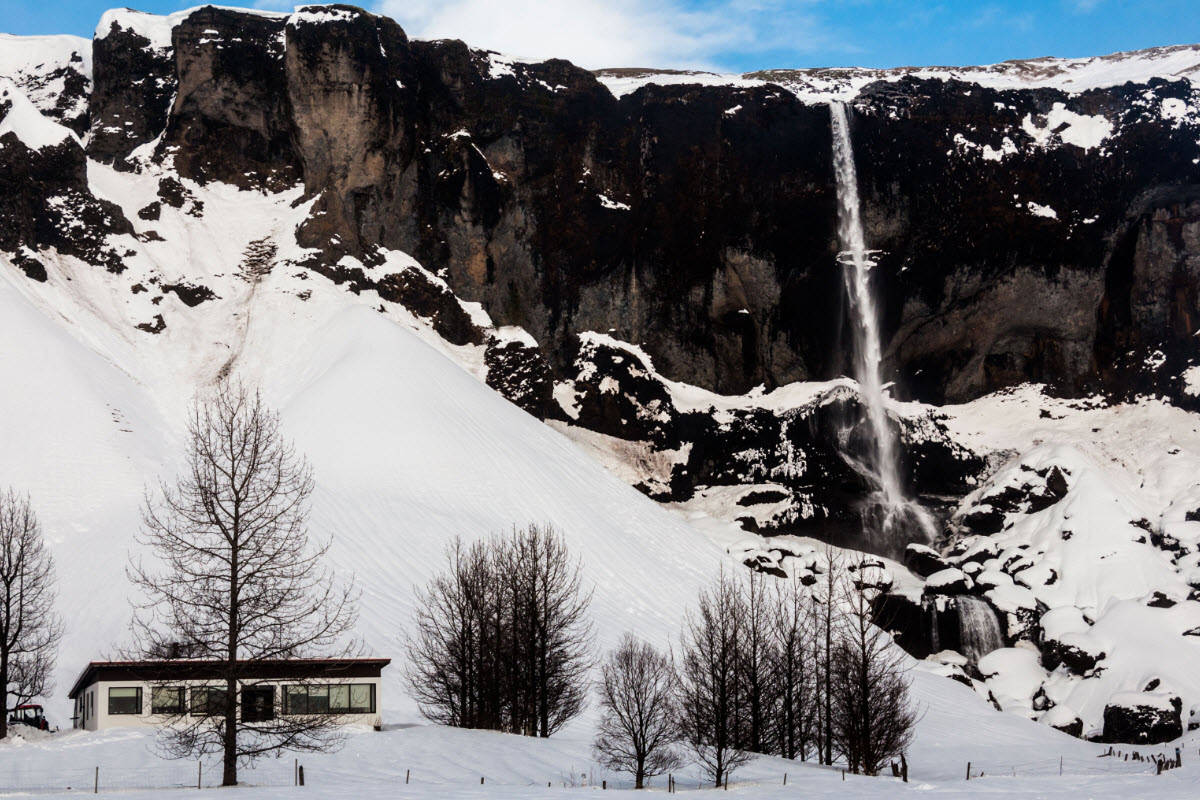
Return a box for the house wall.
[74,677,383,732]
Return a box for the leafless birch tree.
[129,380,359,786]
[593,633,683,788]
[0,490,61,739]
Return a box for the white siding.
[75,677,383,732]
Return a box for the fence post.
[298,765,305,786]
[199,761,202,790]
[1059,756,1062,776]
[94,766,98,794]
[406,769,410,785]
[783,772,787,785]
[965,762,971,781]
[602,780,606,790]
[294,759,297,787]
[480,777,484,785]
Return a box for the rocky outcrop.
[1101,694,1183,744]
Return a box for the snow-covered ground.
[2,668,1196,797]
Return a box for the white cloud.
[371,0,789,71]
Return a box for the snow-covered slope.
[0,160,730,726]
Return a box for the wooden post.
[966,762,971,781]
[406,769,410,785]
[1059,756,1062,776]
[294,759,298,787]
[480,777,484,785]
[199,761,203,790]
[602,780,606,790]
[94,766,98,794]
[783,772,787,785]
[841,770,845,781]
[298,766,305,786]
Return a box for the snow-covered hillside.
[2,4,1200,778]
[0,161,732,725]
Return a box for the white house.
[68,658,390,732]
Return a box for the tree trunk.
[222,678,238,786]
[0,654,8,740]
[224,545,239,787]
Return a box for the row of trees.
[404,526,593,737]
[407,537,918,788]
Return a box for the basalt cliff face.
[1,4,1198,530]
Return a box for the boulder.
[924,568,971,596]
[905,543,950,578]
[1101,693,1183,744]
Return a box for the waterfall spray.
[829,101,934,548]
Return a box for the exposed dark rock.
[137,202,161,221]
[1101,696,1183,744]
[1146,591,1177,608]
[162,282,217,307]
[375,268,483,347]
[11,250,48,282]
[904,543,950,578]
[88,17,177,167]
[136,314,167,334]
[484,336,553,418]
[1050,715,1084,738]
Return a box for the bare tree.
[813,542,844,765]
[404,525,592,737]
[771,575,817,762]
[0,490,62,739]
[129,380,359,786]
[593,634,683,788]
[829,556,917,775]
[678,570,752,787]
[404,537,506,729]
[732,571,775,754]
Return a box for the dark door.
[242,688,275,723]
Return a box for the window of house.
[108,687,142,715]
[151,686,186,715]
[283,684,375,715]
[190,687,229,716]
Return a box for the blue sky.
[4,0,1200,72]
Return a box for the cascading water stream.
[830,101,904,508]
[829,101,935,550]
[956,596,1005,663]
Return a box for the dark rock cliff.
[2,4,1198,546]
[57,5,1200,408]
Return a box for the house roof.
[68,658,392,699]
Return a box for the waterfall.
[829,101,936,551]
[956,596,1004,663]
[830,101,904,506]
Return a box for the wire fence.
[0,761,297,795]
[966,754,1159,780]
